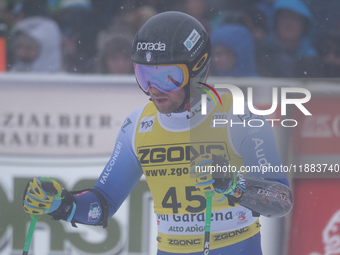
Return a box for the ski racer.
[23,11,293,255]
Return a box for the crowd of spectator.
[1,0,340,78]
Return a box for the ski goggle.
[134,64,189,94]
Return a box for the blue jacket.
[210,24,258,77]
[271,0,316,58]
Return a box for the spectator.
[210,24,258,77]
[89,0,126,31]
[122,5,157,35]
[208,0,253,31]
[6,0,51,68]
[296,32,340,78]
[242,6,269,43]
[96,34,134,74]
[256,0,317,77]
[255,0,276,25]
[303,0,340,40]
[9,16,63,72]
[53,1,98,73]
[182,0,211,33]
[0,1,14,28]
[207,1,269,42]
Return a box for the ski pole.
[203,191,213,255]
[22,214,40,255]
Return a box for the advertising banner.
[0,74,157,255]
[1,74,339,255]
[289,87,340,255]
[289,179,340,255]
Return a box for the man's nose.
[149,86,164,95]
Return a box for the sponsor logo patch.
[145,51,153,62]
[88,202,102,221]
[139,116,155,133]
[184,29,201,51]
[121,117,132,133]
[137,42,166,51]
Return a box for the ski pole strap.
[48,189,78,227]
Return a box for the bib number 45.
[161,186,206,213]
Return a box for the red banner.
[292,97,340,155]
[0,37,6,72]
[289,179,340,255]
[290,95,340,254]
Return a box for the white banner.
[1,73,339,255]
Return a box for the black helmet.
[132,11,211,96]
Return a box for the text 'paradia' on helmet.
[132,11,211,96]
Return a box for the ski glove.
[23,177,63,215]
[23,177,77,223]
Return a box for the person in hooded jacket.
[256,0,316,77]
[53,2,98,73]
[9,16,63,72]
[295,32,340,78]
[96,33,134,74]
[210,24,258,77]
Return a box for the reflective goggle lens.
[135,64,189,93]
